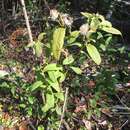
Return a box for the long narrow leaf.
[52,27,66,60]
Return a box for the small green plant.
[0,10,122,129]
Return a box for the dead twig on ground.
[116,94,129,109]
[120,120,128,129]
[63,120,71,130]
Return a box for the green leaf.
[99,20,112,28]
[100,44,106,51]
[86,29,95,39]
[67,31,79,43]
[86,44,101,65]
[55,92,64,101]
[38,125,44,130]
[105,36,112,46]
[28,96,34,104]
[48,71,57,82]
[81,12,93,18]
[97,32,103,39]
[90,99,97,108]
[43,93,55,112]
[38,33,46,42]
[101,27,121,35]
[19,104,26,108]
[67,42,82,47]
[0,70,9,78]
[58,72,65,82]
[70,66,82,75]
[52,27,66,60]
[51,82,60,92]
[56,105,62,115]
[63,55,74,65]
[47,79,60,92]
[55,71,65,82]
[90,17,100,31]
[34,41,43,57]
[27,107,33,116]
[48,70,65,83]
[29,81,43,92]
[43,63,62,72]
[96,14,105,21]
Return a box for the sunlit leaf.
[70,66,82,75]
[47,79,60,92]
[28,96,34,104]
[43,63,62,72]
[34,41,43,57]
[96,14,105,21]
[99,20,112,27]
[38,125,44,130]
[19,104,26,108]
[81,12,93,18]
[55,71,65,82]
[55,92,64,101]
[56,105,62,115]
[90,17,100,31]
[48,71,57,82]
[67,31,79,43]
[38,33,46,42]
[0,70,9,78]
[101,27,121,35]
[52,27,66,60]
[29,81,43,92]
[86,44,101,65]
[48,70,65,83]
[63,55,74,65]
[43,93,55,112]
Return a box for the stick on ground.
[20,0,33,44]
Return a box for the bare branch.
[20,0,33,44]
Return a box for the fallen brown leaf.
[19,121,30,130]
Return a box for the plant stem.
[58,87,69,130]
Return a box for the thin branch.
[120,120,128,129]
[62,120,71,130]
[116,94,129,109]
[28,121,37,130]
[58,87,69,130]
[43,0,50,10]
[112,105,130,111]
[20,0,33,44]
